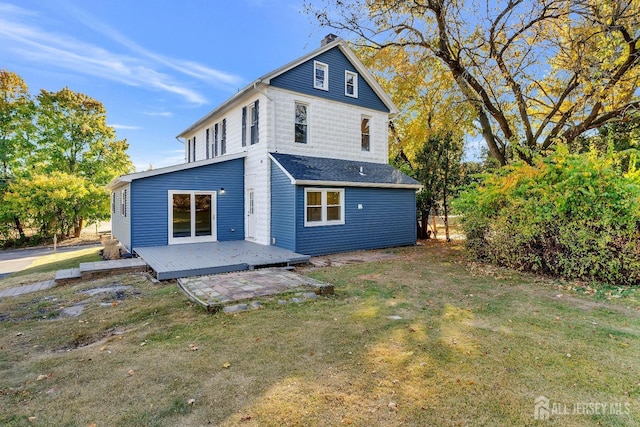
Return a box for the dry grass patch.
[1,242,639,426]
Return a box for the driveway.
[0,244,102,279]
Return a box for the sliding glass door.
[168,191,216,244]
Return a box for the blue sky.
[0,0,330,171]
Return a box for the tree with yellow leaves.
[308,0,639,166]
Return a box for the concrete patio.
[177,267,334,312]
[134,241,310,280]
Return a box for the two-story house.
[107,35,421,258]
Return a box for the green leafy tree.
[32,88,132,237]
[394,133,463,239]
[454,147,640,285]
[4,172,108,239]
[0,70,35,239]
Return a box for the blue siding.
[295,187,416,256]
[270,47,389,113]
[130,159,244,248]
[270,162,296,251]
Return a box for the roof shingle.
[270,153,421,189]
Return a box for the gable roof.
[177,38,399,138]
[269,152,422,190]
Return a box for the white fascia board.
[294,179,423,190]
[177,85,259,138]
[106,152,247,190]
[336,44,400,116]
[268,153,297,184]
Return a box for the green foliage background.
[455,147,640,286]
[0,70,133,245]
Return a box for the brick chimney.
[321,33,338,46]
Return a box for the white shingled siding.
[178,85,391,247]
[184,92,263,162]
[269,87,389,164]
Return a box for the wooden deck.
[133,241,310,280]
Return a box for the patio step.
[54,268,82,285]
[54,258,148,285]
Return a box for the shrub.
[454,147,640,285]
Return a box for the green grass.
[0,242,638,426]
[0,247,102,291]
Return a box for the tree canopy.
[308,0,640,165]
[0,70,133,243]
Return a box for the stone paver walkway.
[0,280,55,298]
[177,267,333,312]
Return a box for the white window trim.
[345,70,358,98]
[361,115,371,152]
[304,188,345,227]
[168,190,217,244]
[294,101,309,144]
[121,189,127,217]
[314,60,329,91]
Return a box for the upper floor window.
[361,117,370,151]
[221,118,227,155]
[205,128,210,159]
[314,61,328,91]
[295,102,308,144]
[213,124,219,157]
[345,71,358,98]
[250,100,259,145]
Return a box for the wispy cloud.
[110,124,141,130]
[0,3,243,105]
[143,111,173,117]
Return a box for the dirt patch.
[309,249,402,268]
[60,284,134,317]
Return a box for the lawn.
[0,247,102,291]
[0,242,638,426]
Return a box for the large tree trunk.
[73,215,83,238]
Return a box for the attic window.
[314,61,328,91]
[345,71,358,98]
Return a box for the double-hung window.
[361,117,370,152]
[305,188,344,226]
[250,100,259,145]
[294,102,308,144]
[213,124,219,157]
[221,119,227,155]
[345,71,358,97]
[120,189,127,217]
[314,61,328,90]
[205,128,210,159]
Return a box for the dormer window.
[345,71,358,98]
[314,61,328,91]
